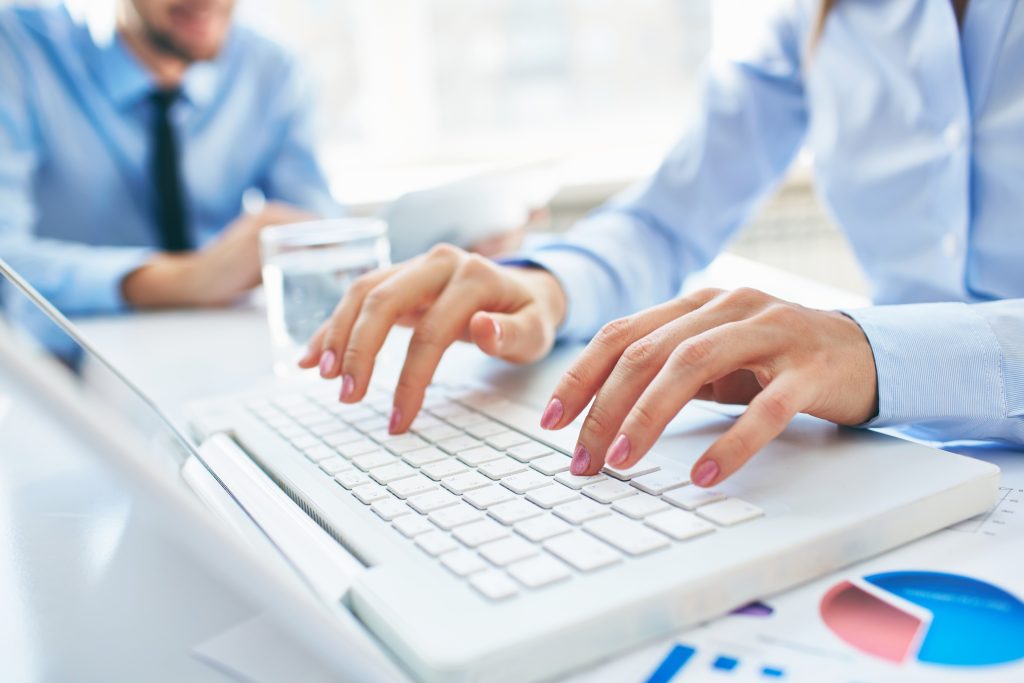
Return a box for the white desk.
[3,255,1020,682]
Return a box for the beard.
[141,20,220,63]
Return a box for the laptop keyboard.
[245,385,765,601]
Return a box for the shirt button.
[943,122,964,149]
[942,232,959,258]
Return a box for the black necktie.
[150,89,191,252]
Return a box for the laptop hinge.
[189,434,365,603]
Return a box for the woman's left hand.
[539,287,879,487]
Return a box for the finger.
[469,306,553,363]
[601,321,779,474]
[298,322,330,369]
[543,288,723,432]
[340,251,459,402]
[690,373,807,487]
[570,295,755,475]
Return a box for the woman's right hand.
[298,244,567,434]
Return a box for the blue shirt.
[0,5,338,316]
[519,0,1024,447]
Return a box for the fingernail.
[540,398,563,430]
[318,350,336,378]
[388,407,402,434]
[340,374,355,401]
[606,434,630,468]
[693,459,720,487]
[491,317,502,343]
[570,443,590,475]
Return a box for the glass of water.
[261,218,390,376]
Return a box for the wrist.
[121,253,202,308]
[516,266,567,333]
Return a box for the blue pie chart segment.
[864,571,1024,666]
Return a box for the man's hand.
[298,244,567,434]
[122,202,314,307]
[540,287,878,487]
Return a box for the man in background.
[0,0,336,315]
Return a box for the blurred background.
[23,0,869,295]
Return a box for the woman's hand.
[298,244,567,433]
[539,287,878,488]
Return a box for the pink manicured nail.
[491,317,502,343]
[388,407,402,434]
[318,350,336,378]
[340,374,355,401]
[540,398,563,430]
[570,443,590,475]
[606,434,630,468]
[692,459,720,487]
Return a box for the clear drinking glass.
[260,218,390,376]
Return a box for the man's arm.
[845,299,1024,445]
[513,3,811,340]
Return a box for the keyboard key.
[456,446,504,467]
[289,434,320,450]
[502,470,551,494]
[409,414,443,432]
[507,442,554,462]
[440,549,488,577]
[335,470,369,489]
[420,459,469,481]
[584,515,670,556]
[383,436,429,456]
[429,503,485,530]
[526,484,578,509]
[369,462,418,484]
[441,471,492,495]
[453,518,511,547]
[402,446,448,468]
[463,484,516,510]
[323,429,363,447]
[469,570,519,600]
[437,435,484,454]
[478,536,538,566]
[464,419,508,439]
[338,438,383,459]
[415,531,459,556]
[603,461,660,481]
[507,554,572,588]
[697,498,764,526]
[371,497,411,521]
[477,457,528,480]
[544,532,621,572]
[631,470,690,495]
[430,402,471,419]
[662,487,726,511]
[352,450,398,472]
[392,514,434,538]
[644,509,715,540]
[309,421,347,438]
[530,453,572,476]
[407,489,461,514]
[318,456,353,475]
[486,431,531,450]
[416,424,462,443]
[515,514,573,542]
[612,492,670,519]
[446,411,491,429]
[351,416,389,433]
[581,479,638,504]
[553,499,611,525]
[488,499,544,525]
[554,472,608,489]
[386,475,437,499]
[303,444,337,463]
[338,407,377,424]
[353,483,390,504]
[276,424,305,439]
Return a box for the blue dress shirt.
[0,5,339,316]
[519,0,1024,446]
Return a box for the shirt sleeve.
[0,22,152,316]
[256,55,344,219]
[845,300,1024,445]
[512,2,810,340]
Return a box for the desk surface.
[3,255,1021,683]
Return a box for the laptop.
[0,258,1000,682]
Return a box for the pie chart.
[820,571,1024,667]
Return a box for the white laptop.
[0,259,1000,683]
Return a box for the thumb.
[469,308,552,364]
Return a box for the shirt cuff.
[68,246,155,314]
[843,302,1005,435]
[499,247,618,341]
